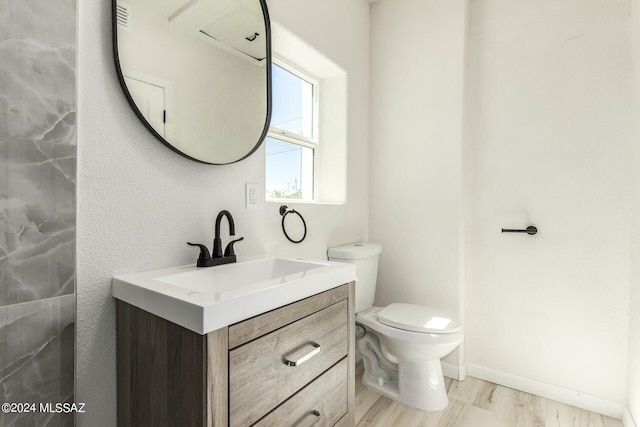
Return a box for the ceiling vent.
[116,2,133,32]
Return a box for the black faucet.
[187,210,244,267]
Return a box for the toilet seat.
[357,307,463,346]
[376,303,462,334]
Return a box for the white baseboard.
[623,407,638,427]
[442,361,466,381]
[465,363,625,420]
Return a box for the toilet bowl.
[327,243,464,412]
[356,305,463,411]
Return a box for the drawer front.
[253,358,348,427]
[229,300,348,426]
[228,285,348,349]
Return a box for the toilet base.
[399,359,449,411]
[361,359,449,412]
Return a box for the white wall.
[76,0,370,425]
[369,0,467,369]
[628,0,640,423]
[464,0,631,405]
[370,0,634,411]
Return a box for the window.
[265,26,347,203]
[266,62,318,200]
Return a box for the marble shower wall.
[0,0,76,426]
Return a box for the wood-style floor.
[355,363,622,427]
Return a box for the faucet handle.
[224,237,244,257]
[187,242,211,261]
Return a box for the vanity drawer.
[253,358,348,427]
[229,300,348,426]
[228,285,348,349]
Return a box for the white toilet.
[328,242,463,412]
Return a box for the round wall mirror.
[113,0,271,164]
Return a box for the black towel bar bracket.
[501,226,538,235]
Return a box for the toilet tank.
[327,243,382,313]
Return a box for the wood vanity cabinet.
[116,282,356,427]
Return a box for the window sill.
[266,199,344,207]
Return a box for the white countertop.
[112,257,356,335]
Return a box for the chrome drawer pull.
[295,410,321,427]
[283,342,321,367]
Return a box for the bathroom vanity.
[113,258,356,426]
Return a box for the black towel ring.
[279,205,307,243]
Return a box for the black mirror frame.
[111,0,272,165]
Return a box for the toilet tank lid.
[328,242,382,260]
[376,303,462,334]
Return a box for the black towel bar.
[501,226,538,235]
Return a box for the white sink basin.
[112,257,356,334]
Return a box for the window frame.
[266,58,321,201]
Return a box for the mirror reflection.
[114,0,271,164]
